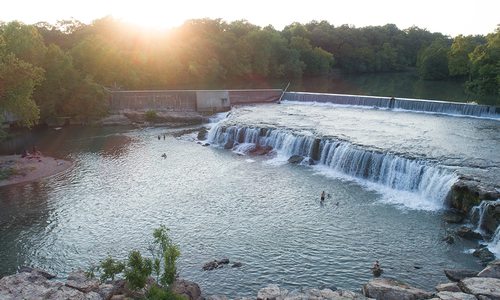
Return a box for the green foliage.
[145,110,158,123]
[0,167,16,180]
[150,225,180,287]
[466,27,500,97]
[85,264,99,280]
[417,39,450,80]
[124,250,153,290]
[100,256,125,282]
[146,284,187,300]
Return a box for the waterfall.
[208,124,458,205]
[283,92,499,118]
[471,199,500,236]
[489,226,500,258]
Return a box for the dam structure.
[283,92,499,118]
[106,89,499,118]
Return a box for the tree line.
[0,17,498,131]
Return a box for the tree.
[417,39,450,80]
[448,35,485,77]
[0,35,44,128]
[0,21,47,65]
[466,27,500,96]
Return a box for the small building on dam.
[107,89,283,113]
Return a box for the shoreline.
[0,154,72,187]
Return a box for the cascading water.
[283,92,499,118]
[207,123,458,208]
[471,199,500,237]
[490,226,500,258]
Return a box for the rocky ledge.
[0,267,201,300]
[2,261,500,300]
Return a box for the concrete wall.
[229,89,282,105]
[196,91,230,112]
[109,90,197,113]
[108,89,283,113]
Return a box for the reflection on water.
[0,125,485,297]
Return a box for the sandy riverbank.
[0,155,72,187]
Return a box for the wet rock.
[305,158,315,165]
[448,181,482,214]
[223,140,234,149]
[478,260,500,279]
[65,270,100,293]
[435,282,461,292]
[197,127,208,140]
[231,262,243,268]
[458,277,500,299]
[310,139,322,161]
[362,278,433,300]
[473,247,496,265]
[18,266,56,279]
[442,235,455,244]
[436,291,477,300]
[288,155,304,164]
[477,200,500,235]
[97,283,115,300]
[443,210,466,224]
[218,258,230,265]
[249,145,273,156]
[444,269,479,282]
[457,226,483,240]
[171,279,202,300]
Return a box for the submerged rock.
[473,247,495,265]
[456,226,483,240]
[458,277,500,299]
[362,278,432,300]
[231,262,243,268]
[442,210,465,224]
[442,235,455,244]
[249,145,273,156]
[18,266,56,279]
[444,269,479,282]
[288,155,304,164]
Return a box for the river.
[0,103,498,297]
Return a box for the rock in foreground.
[362,278,432,300]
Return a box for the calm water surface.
[0,112,490,296]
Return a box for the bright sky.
[2,0,499,36]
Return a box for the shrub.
[146,284,187,300]
[124,250,153,290]
[100,256,125,282]
[145,110,158,122]
[150,225,180,287]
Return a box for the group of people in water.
[320,190,339,206]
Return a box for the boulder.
[223,140,234,149]
[250,145,273,156]
[478,260,500,279]
[458,277,500,299]
[171,279,202,300]
[231,262,243,268]
[448,181,482,214]
[197,128,208,140]
[444,269,479,282]
[362,278,433,300]
[457,226,483,240]
[436,291,477,300]
[473,247,495,265]
[218,258,230,265]
[65,270,99,293]
[257,284,289,300]
[0,271,99,300]
[203,260,221,271]
[288,155,304,164]
[435,282,461,293]
[442,235,455,244]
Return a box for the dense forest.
[0,17,499,132]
